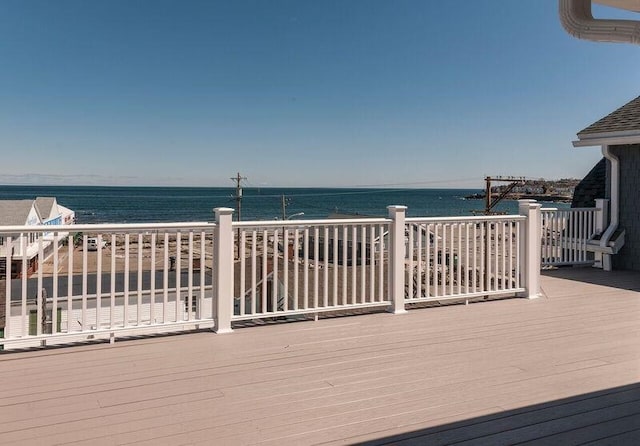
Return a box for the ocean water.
[0,185,569,224]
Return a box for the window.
[0,236,4,246]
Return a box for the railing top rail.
[540,207,597,213]
[0,221,215,233]
[562,207,598,212]
[540,207,558,212]
[406,214,525,223]
[233,218,391,228]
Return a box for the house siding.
[609,144,640,271]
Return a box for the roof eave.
[573,132,640,147]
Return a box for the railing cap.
[406,214,525,223]
[0,222,214,233]
[234,217,390,228]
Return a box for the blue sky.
[1,0,639,188]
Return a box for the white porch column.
[387,205,408,314]
[595,198,609,234]
[601,145,619,272]
[594,198,609,269]
[518,200,542,299]
[214,207,234,334]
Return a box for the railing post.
[214,207,234,334]
[518,200,542,299]
[594,198,609,269]
[595,198,609,233]
[0,279,5,346]
[387,205,408,314]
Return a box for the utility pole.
[231,172,246,259]
[231,172,247,222]
[485,176,492,214]
[281,195,290,221]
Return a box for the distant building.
[0,197,75,279]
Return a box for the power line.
[346,177,480,188]
[235,185,476,200]
[228,176,480,196]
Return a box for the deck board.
[1,268,640,445]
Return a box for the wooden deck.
[1,268,640,445]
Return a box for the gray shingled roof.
[572,158,606,209]
[578,95,640,136]
[34,197,56,220]
[0,200,38,226]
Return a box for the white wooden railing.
[230,218,391,321]
[405,215,525,303]
[1,222,215,348]
[1,202,545,350]
[540,203,604,267]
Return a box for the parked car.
[87,237,107,251]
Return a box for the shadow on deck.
[359,382,640,445]
[542,267,640,291]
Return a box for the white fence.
[231,218,391,321]
[540,204,603,267]
[1,202,547,350]
[1,222,215,348]
[405,215,525,303]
